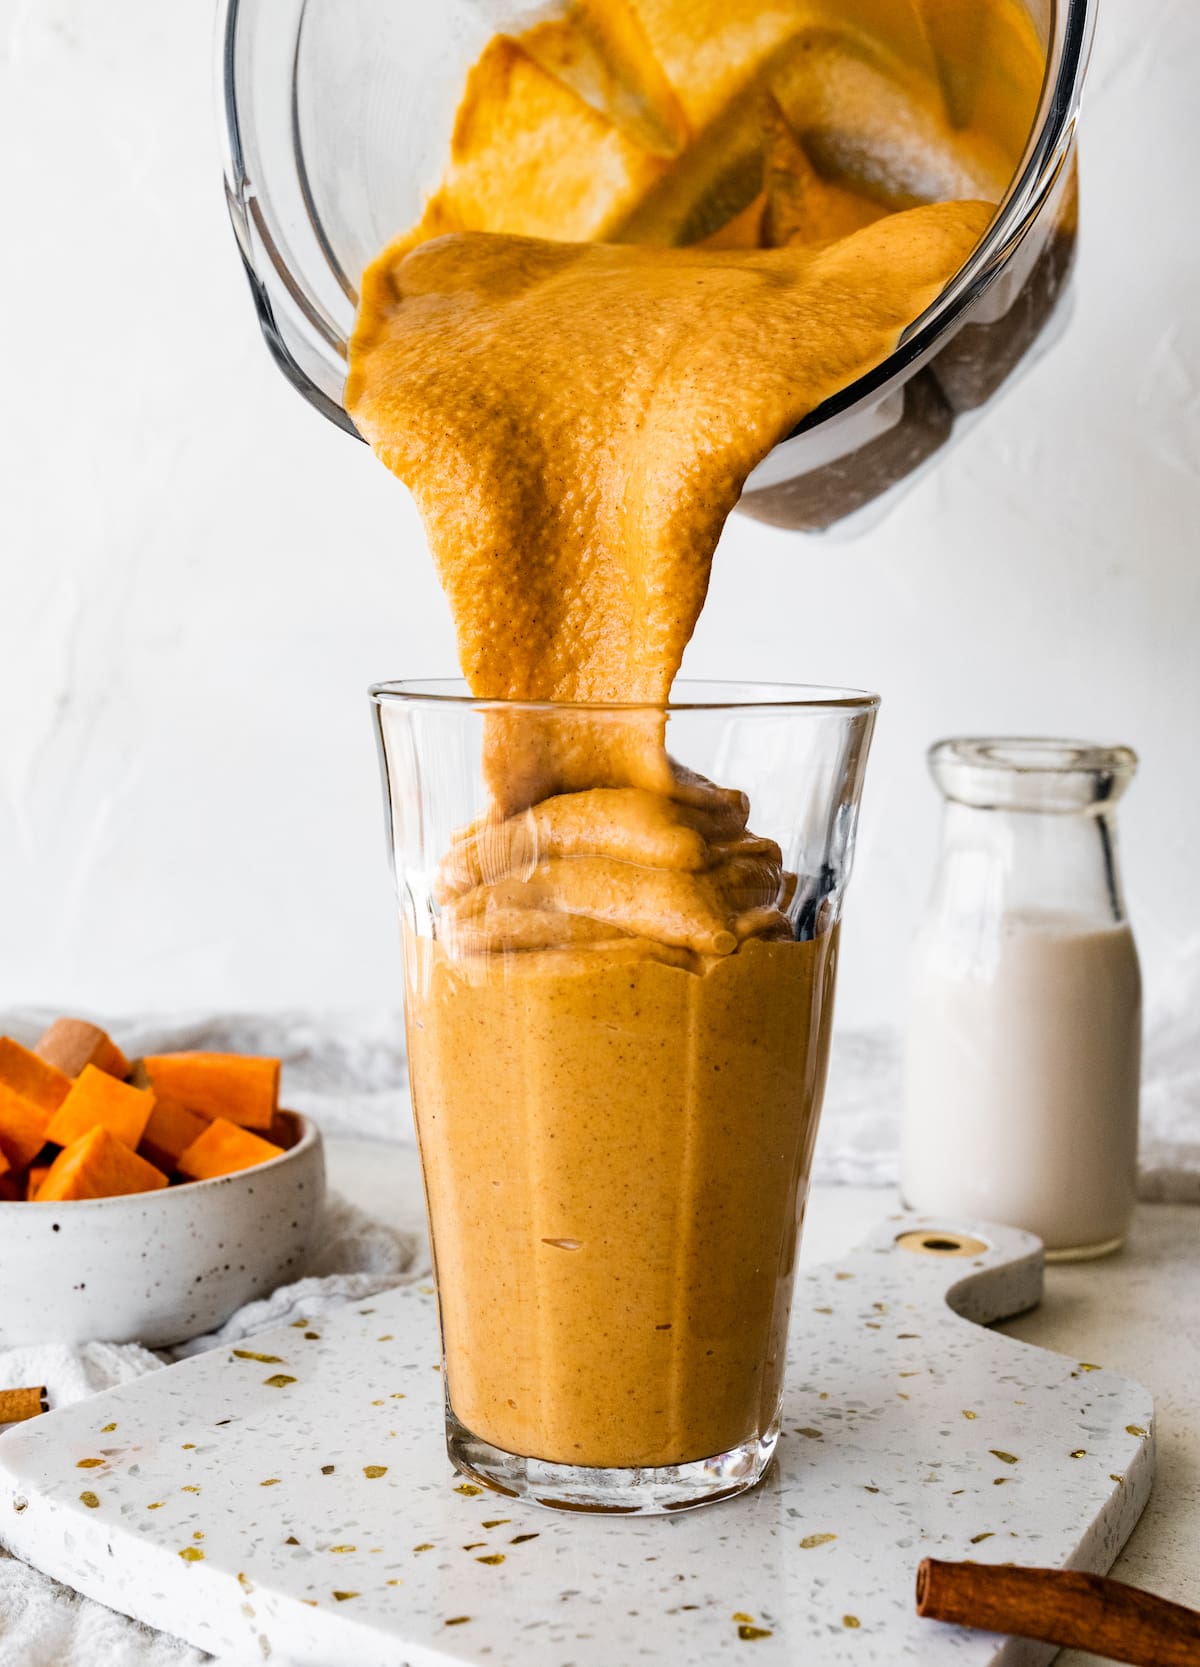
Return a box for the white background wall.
[2,0,1198,1031]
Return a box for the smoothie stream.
[348,0,1039,1468]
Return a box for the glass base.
[1045,1233,1126,1263]
[446,1406,780,1514]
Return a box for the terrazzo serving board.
[0,1213,1154,1666]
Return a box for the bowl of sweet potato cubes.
[0,1019,324,1347]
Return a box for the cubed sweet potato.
[142,1053,279,1130]
[0,1039,72,1170]
[140,1097,209,1173]
[45,1065,155,1152]
[37,1126,169,1202]
[177,1117,284,1181]
[26,1164,50,1201]
[34,1018,130,1081]
[0,1038,72,1112]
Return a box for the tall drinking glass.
[371,678,877,1512]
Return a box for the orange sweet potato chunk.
[140,1097,209,1173]
[0,1039,73,1169]
[143,1053,279,1130]
[0,1087,52,1171]
[35,1018,130,1081]
[0,1038,72,1113]
[26,1163,50,1201]
[45,1065,155,1152]
[177,1117,284,1181]
[38,1126,169,1202]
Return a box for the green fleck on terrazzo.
[990,1450,1018,1465]
[234,1350,284,1364]
[79,1492,100,1509]
[364,1465,388,1478]
[799,1534,836,1550]
[179,1547,205,1562]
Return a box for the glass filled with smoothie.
[373,678,876,1510]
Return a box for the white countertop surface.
[325,1139,1200,1667]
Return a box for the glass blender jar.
[216,0,1095,532]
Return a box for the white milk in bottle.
[902,739,1141,1259]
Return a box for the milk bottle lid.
[928,737,1137,813]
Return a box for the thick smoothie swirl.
[435,780,791,963]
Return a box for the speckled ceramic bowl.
[0,1112,324,1349]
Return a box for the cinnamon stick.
[917,1559,1200,1667]
[0,1386,48,1424]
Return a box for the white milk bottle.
[902,739,1141,1259]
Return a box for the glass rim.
[369,676,879,715]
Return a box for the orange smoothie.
[408,933,837,1467]
[349,0,1042,1473]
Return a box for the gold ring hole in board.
[895,1230,989,1258]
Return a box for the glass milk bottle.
[902,738,1141,1260]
